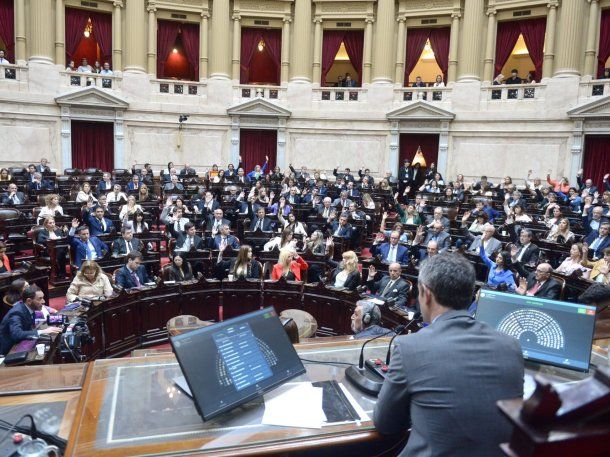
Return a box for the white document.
[262,382,326,429]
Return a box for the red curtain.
[343,30,364,85]
[321,30,345,86]
[519,18,546,81]
[261,29,282,84]
[494,21,521,76]
[429,27,450,82]
[65,7,91,64]
[181,23,200,80]
[584,136,610,191]
[71,121,114,171]
[240,28,262,83]
[399,133,439,169]
[90,11,112,66]
[240,129,277,173]
[404,28,430,86]
[0,0,14,62]
[157,20,180,78]
[598,9,610,78]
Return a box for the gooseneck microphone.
[385,316,422,365]
[359,324,405,369]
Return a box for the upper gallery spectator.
[65,60,75,71]
[412,76,426,87]
[505,69,522,84]
[0,50,9,64]
[343,73,357,87]
[77,58,92,72]
[1,183,26,205]
[99,62,113,75]
[432,75,445,87]
[351,301,393,339]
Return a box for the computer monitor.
[476,291,596,372]
[170,307,306,421]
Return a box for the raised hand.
[577,168,583,176]
[265,155,269,162]
[519,277,527,289]
[605,174,610,181]
[461,210,471,222]
[382,211,388,220]
[71,218,80,228]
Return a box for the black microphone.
[385,317,422,365]
[358,324,404,369]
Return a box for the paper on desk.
[262,382,326,429]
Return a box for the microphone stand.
[345,324,405,396]
[384,316,422,365]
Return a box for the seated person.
[505,69,522,84]
[166,255,194,282]
[37,193,64,224]
[329,250,361,290]
[66,260,113,303]
[414,223,451,259]
[351,300,394,340]
[331,191,352,210]
[463,222,502,257]
[1,183,26,205]
[112,227,143,256]
[162,206,190,235]
[425,207,450,229]
[115,251,151,290]
[97,172,114,194]
[365,263,411,310]
[3,279,28,307]
[330,214,354,239]
[585,222,610,259]
[229,245,261,279]
[211,224,240,250]
[278,211,308,237]
[83,204,115,236]
[556,243,588,277]
[510,229,539,265]
[0,285,62,356]
[582,246,610,284]
[28,172,53,191]
[171,222,205,253]
[371,230,409,264]
[264,227,296,252]
[118,195,143,221]
[249,207,274,232]
[271,248,308,281]
[0,241,10,274]
[76,182,97,204]
[479,245,516,291]
[68,220,109,268]
[163,175,184,193]
[196,190,220,214]
[126,174,141,191]
[545,217,575,244]
[37,217,68,277]
[515,262,561,299]
[106,184,128,203]
[317,197,334,218]
[205,208,231,232]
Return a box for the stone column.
[372,0,395,83]
[113,1,123,71]
[394,17,406,84]
[231,13,241,81]
[584,0,600,77]
[281,16,292,84]
[447,10,460,83]
[146,4,157,75]
[29,0,54,63]
[542,1,558,79]
[200,12,209,79]
[312,17,322,85]
[554,0,587,77]
[482,8,496,83]
[362,16,373,84]
[15,0,26,63]
[55,0,65,65]
[124,0,146,73]
[457,0,484,81]
[210,0,231,79]
[291,0,312,82]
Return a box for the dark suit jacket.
[205,216,231,231]
[211,235,240,250]
[167,264,194,281]
[83,211,115,236]
[515,243,540,265]
[196,199,220,214]
[366,275,410,309]
[36,164,51,173]
[525,273,562,300]
[173,232,205,252]
[115,265,150,289]
[585,231,610,258]
[112,236,142,256]
[249,217,274,232]
[69,234,107,268]
[371,242,409,264]
[285,194,302,205]
[229,259,262,279]
[0,301,38,355]
[374,310,523,457]
[28,180,53,192]
[330,222,354,239]
[1,191,26,205]
[36,228,63,244]
[96,180,114,194]
[330,268,360,290]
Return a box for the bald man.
[466,223,502,257]
[515,262,561,300]
[366,262,412,310]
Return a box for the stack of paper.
[262,382,326,429]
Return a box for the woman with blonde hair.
[556,243,588,276]
[329,250,360,290]
[66,260,113,303]
[37,194,64,224]
[137,184,153,202]
[119,194,143,221]
[546,218,575,244]
[271,248,308,281]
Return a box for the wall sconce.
[83,18,92,38]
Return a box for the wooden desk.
[0,363,87,396]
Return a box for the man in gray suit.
[466,223,502,257]
[374,254,523,457]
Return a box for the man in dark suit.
[96,172,114,195]
[374,254,523,456]
[412,76,426,87]
[317,197,334,219]
[415,223,451,259]
[179,164,197,178]
[115,251,151,290]
[330,215,354,239]
[210,224,240,250]
[577,170,598,195]
[371,231,409,264]
[112,227,142,256]
[345,181,360,199]
[351,300,394,339]
[126,174,141,191]
[36,158,51,174]
[583,206,608,234]
[171,222,205,253]
[586,222,610,259]
[331,191,352,210]
[511,229,539,265]
[28,173,53,192]
[83,205,115,237]
[505,69,522,84]
[249,207,274,232]
[68,220,108,268]
[333,167,355,182]
[206,209,231,232]
[1,183,26,205]
[0,285,62,355]
[366,263,411,309]
[516,262,561,300]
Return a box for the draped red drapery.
[342,30,364,85]
[428,27,450,81]
[157,20,180,78]
[494,18,546,78]
[404,28,452,86]
[583,136,610,191]
[239,129,277,173]
[65,8,91,63]
[181,22,200,79]
[321,30,345,86]
[597,9,610,78]
[89,11,112,65]
[399,133,439,171]
[71,121,114,171]
[240,28,281,84]
[261,29,282,84]
[494,21,521,77]
[0,0,15,63]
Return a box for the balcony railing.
[0,63,28,85]
[393,87,451,103]
[313,87,367,102]
[234,84,287,101]
[62,71,122,90]
[151,78,206,96]
[579,79,610,98]
[481,83,544,101]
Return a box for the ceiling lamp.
[172,48,178,54]
[257,39,265,52]
[83,18,92,38]
[411,146,428,167]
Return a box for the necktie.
[101,219,106,232]
[255,220,261,231]
[126,240,131,254]
[334,226,341,236]
[381,280,395,297]
[527,282,541,296]
[187,237,192,250]
[388,246,396,262]
[323,208,329,218]
[131,270,141,287]
[85,242,92,260]
[590,237,603,251]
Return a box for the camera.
[46,314,68,326]
[60,317,94,362]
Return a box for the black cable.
[0,414,34,447]
[299,357,353,367]
[0,416,67,451]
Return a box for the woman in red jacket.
[0,242,11,273]
[271,248,308,281]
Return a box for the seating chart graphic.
[497,309,565,350]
